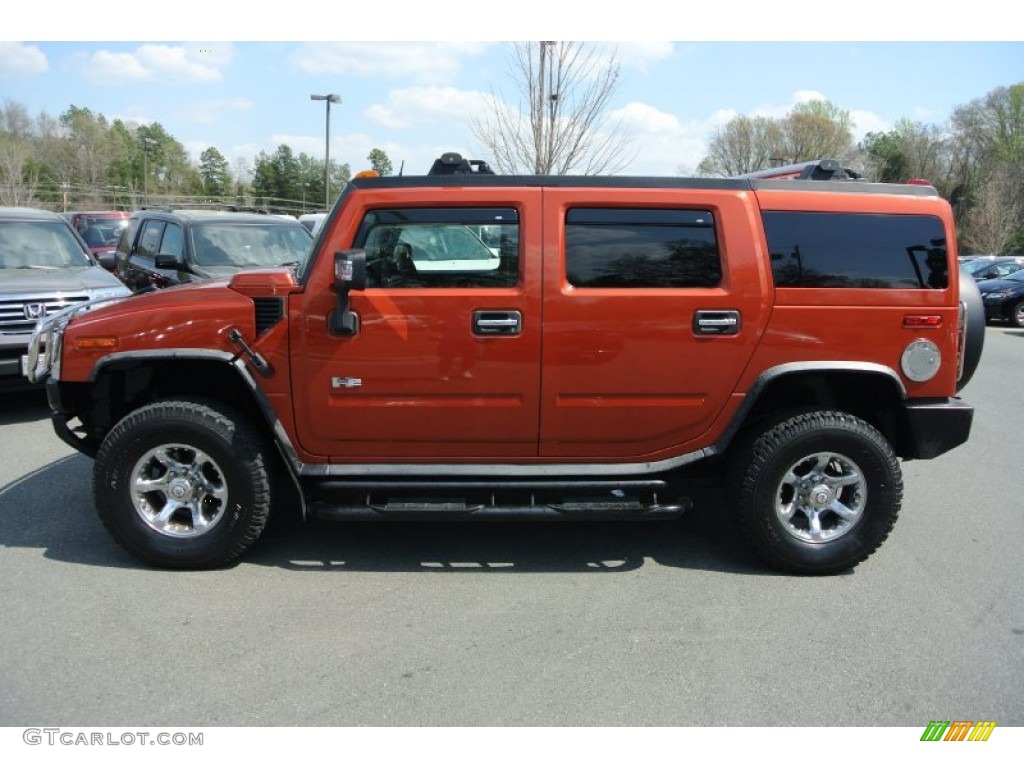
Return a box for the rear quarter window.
[763,212,948,289]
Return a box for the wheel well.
[733,371,914,457]
[63,359,272,453]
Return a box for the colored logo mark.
[920,720,996,741]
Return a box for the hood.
[0,266,128,294]
[194,265,244,279]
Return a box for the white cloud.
[616,42,674,70]
[849,109,890,139]
[0,42,48,78]
[79,44,234,85]
[290,42,488,84]
[364,87,491,130]
[610,102,738,174]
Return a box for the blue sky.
[3,6,1022,179]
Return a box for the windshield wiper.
[16,265,60,270]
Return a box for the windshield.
[0,220,93,269]
[75,217,129,248]
[189,222,313,269]
[1002,268,1024,282]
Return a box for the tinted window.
[565,208,721,288]
[763,212,948,289]
[160,223,184,259]
[136,221,165,259]
[354,208,518,288]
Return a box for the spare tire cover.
[957,266,985,392]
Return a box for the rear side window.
[565,208,721,288]
[763,212,948,289]
[353,208,519,288]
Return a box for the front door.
[291,190,543,461]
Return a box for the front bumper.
[902,398,974,459]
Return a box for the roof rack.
[739,159,863,181]
[139,203,271,214]
[428,152,495,176]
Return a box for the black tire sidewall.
[94,403,268,568]
[740,416,900,574]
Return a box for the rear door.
[539,188,771,459]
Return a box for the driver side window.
[354,207,519,288]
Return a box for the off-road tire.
[93,399,273,568]
[730,410,902,575]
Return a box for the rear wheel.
[93,399,273,568]
[730,410,902,575]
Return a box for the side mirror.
[97,252,117,271]
[155,253,187,271]
[334,249,366,292]
[330,249,366,336]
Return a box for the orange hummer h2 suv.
[26,155,984,574]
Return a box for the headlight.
[981,290,1011,299]
[87,286,132,301]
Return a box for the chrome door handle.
[473,310,522,336]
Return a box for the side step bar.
[308,497,690,522]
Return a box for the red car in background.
[62,211,130,270]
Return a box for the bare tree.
[963,170,1021,255]
[473,41,634,175]
[697,116,784,176]
[0,100,40,205]
[697,100,856,177]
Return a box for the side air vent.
[254,297,284,334]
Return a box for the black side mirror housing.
[155,253,187,271]
[330,249,366,336]
[97,252,117,271]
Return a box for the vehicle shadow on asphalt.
[0,456,775,575]
[0,388,50,426]
[246,487,774,575]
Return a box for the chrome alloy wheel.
[774,451,866,543]
[130,444,229,538]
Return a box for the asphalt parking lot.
[1,326,1022,726]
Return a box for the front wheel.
[730,410,902,575]
[1010,300,1024,328]
[93,399,274,568]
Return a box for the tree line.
[695,83,1024,255]
[0,100,393,215]
[2,75,1022,253]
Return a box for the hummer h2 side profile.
[27,155,984,574]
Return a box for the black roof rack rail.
[139,203,271,214]
[739,159,863,181]
[428,152,495,176]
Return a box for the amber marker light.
[74,336,119,351]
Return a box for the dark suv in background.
[115,207,313,292]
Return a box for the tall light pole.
[310,94,341,211]
[141,137,156,205]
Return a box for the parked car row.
[961,255,1024,282]
[2,205,317,390]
